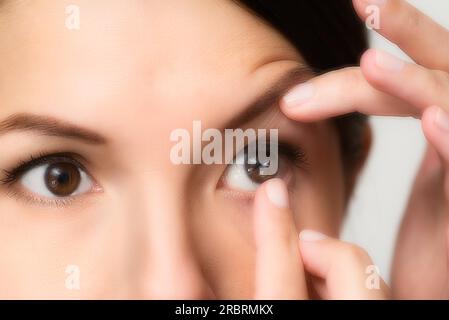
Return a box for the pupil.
[44,163,81,196]
[57,171,70,184]
[244,147,276,184]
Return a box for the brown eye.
[245,160,276,184]
[16,155,96,201]
[44,162,81,196]
[244,158,292,185]
[223,143,294,192]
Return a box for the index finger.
[253,179,308,300]
[280,66,415,122]
[353,0,449,71]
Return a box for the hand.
[279,0,449,299]
[253,179,389,299]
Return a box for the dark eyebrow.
[226,64,314,128]
[0,113,107,144]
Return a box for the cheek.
[190,195,256,299]
[0,199,131,298]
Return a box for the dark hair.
[236,0,369,172]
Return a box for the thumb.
[299,230,389,300]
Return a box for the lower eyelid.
[218,187,256,205]
[3,183,103,208]
[3,185,76,207]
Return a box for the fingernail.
[282,83,314,108]
[299,230,328,242]
[435,107,449,132]
[265,178,289,208]
[375,50,405,72]
[362,0,387,6]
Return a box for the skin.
[281,0,449,299]
[0,0,372,299]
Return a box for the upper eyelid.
[278,143,309,170]
[231,140,309,170]
[1,152,92,185]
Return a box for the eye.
[222,148,261,192]
[1,153,99,204]
[222,142,301,192]
[21,162,93,198]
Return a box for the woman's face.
[0,0,348,298]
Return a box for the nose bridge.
[131,172,214,299]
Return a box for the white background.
[341,0,449,282]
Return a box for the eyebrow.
[0,66,311,144]
[226,64,314,129]
[0,113,107,144]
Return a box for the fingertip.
[421,106,449,161]
[298,230,331,257]
[421,105,439,139]
[360,49,382,83]
[265,178,290,209]
[279,82,316,122]
[352,0,389,19]
[279,96,296,119]
[254,178,290,210]
[253,179,291,243]
[360,48,377,66]
[299,229,328,242]
[360,49,411,100]
[297,230,332,278]
[351,0,369,20]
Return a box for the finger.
[281,50,449,121]
[390,145,446,299]
[253,178,308,299]
[360,49,449,113]
[422,106,449,199]
[422,106,449,168]
[280,67,414,122]
[299,230,389,300]
[352,0,449,71]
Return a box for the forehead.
[0,0,302,139]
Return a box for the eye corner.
[0,169,16,186]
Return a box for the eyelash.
[0,152,94,206]
[276,142,309,171]
[0,140,307,206]
[0,142,307,182]
[1,152,88,184]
